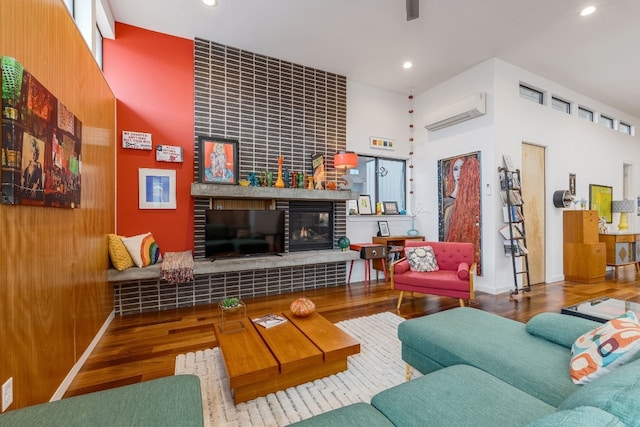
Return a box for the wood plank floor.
[64,267,640,398]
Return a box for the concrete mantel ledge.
[191,183,359,201]
[108,249,361,282]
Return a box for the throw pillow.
[405,246,439,272]
[121,232,163,268]
[108,234,136,271]
[569,311,640,385]
[456,262,469,280]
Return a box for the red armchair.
[390,240,475,309]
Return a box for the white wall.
[345,81,409,282]
[345,59,640,292]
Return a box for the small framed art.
[138,168,176,209]
[198,136,239,184]
[378,221,390,237]
[383,201,399,215]
[358,195,373,215]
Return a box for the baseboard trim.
[50,309,115,401]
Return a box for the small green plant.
[221,297,239,308]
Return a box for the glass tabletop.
[561,297,640,323]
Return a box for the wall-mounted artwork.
[589,184,612,223]
[438,151,482,275]
[198,136,238,184]
[139,168,176,209]
[1,56,82,208]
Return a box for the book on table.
[252,313,287,329]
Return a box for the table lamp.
[333,151,358,190]
[612,200,634,231]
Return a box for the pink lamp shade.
[333,151,358,169]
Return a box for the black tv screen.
[204,209,284,258]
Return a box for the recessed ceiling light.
[403,62,413,69]
[580,6,596,16]
[203,0,218,6]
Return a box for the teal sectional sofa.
[0,374,204,426]
[291,307,640,426]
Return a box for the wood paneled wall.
[0,0,115,410]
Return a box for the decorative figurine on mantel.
[291,171,298,188]
[283,167,290,188]
[275,156,285,188]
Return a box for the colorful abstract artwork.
[437,151,482,275]
[1,56,82,208]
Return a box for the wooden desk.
[599,233,640,277]
[371,235,425,281]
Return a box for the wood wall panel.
[0,0,115,410]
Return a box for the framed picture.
[138,168,176,209]
[369,136,395,151]
[589,184,612,223]
[569,173,576,196]
[198,136,239,184]
[357,195,373,215]
[378,221,390,237]
[383,201,399,215]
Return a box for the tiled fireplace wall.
[110,39,352,314]
[193,37,349,258]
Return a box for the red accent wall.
[103,23,194,252]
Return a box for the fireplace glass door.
[289,201,333,252]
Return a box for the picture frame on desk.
[377,221,390,237]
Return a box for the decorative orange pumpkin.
[290,297,316,317]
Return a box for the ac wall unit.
[424,92,486,131]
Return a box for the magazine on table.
[252,313,287,329]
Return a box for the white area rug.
[175,311,422,426]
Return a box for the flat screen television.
[204,209,284,258]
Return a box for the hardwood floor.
[64,268,640,399]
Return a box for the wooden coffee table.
[214,310,360,403]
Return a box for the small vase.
[275,156,285,188]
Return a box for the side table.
[347,243,387,284]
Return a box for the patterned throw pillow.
[121,232,163,268]
[405,246,439,272]
[570,311,640,385]
[107,234,136,271]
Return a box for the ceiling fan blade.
[406,0,419,21]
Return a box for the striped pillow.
[121,232,163,268]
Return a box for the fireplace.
[289,201,334,252]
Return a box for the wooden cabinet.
[563,210,606,283]
[599,233,640,276]
[371,235,425,281]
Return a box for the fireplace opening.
[289,201,334,252]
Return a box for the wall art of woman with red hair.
[439,152,482,275]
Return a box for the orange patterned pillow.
[570,311,640,384]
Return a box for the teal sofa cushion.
[558,357,640,425]
[371,365,555,427]
[398,307,582,406]
[0,375,204,427]
[526,312,600,348]
[288,402,394,426]
[525,406,625,427]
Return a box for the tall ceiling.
[105,0,640,118]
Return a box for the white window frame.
[578,106,594,122]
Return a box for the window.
[348,156,406,213]
[519,84,544,105]
[600,114,613,129]
[96,25,104,70]
[551,97,571,114]
[620,122,632,135]
[63,0,74,16]
[578,107,594,122]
